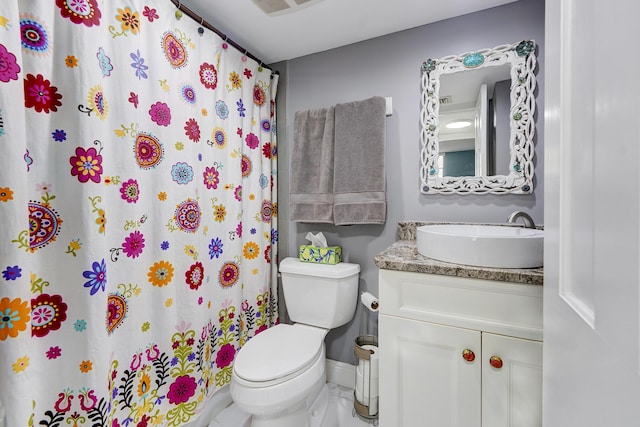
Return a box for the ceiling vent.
[439,95,453,105]
[251,0,325,16]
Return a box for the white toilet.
[230,257,360,427]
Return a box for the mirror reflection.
[438,64,510,177]
[420,40,537,195]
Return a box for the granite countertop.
[374,221,543,286]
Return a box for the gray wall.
[272,0,544,364]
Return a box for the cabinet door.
[379,314,481,427]
[481,333,542,427]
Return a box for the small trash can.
[354,335,379,421]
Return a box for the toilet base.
[307,382,330,427]
[248,382,329,427]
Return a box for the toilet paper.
[356,366,379,397]
[355,344,379,416]
[359,344,379,379]
[360,292,379,312]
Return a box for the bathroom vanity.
[375,222,543,427]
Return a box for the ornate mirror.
[420,40,537,194]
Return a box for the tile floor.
[208,383,378,427]
[326,383,379,426]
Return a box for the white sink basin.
[416,224,543,269]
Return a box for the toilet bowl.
[230,324,329,427]
[230,257,360,427]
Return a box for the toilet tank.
[279,257,360,329]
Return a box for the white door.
[379,315,481,427]
[544,0,640,425]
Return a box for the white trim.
[557,0,595,329]
[326,359,356,390]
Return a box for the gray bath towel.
[290,106,336,223]
[333,96,387,225]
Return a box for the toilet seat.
[233,324,324,387]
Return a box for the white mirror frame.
[420,40,537,194]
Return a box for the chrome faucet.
[507,211,536,229]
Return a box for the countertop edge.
[374,239,543,286]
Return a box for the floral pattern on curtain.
[0,1,279,426]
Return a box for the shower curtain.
[0,1,279,426]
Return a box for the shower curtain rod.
[170,0,277,75]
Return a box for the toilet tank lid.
[279,257,360,279]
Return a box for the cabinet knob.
[462,349,475,362]
[489,355,503,369]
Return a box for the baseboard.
[325,359,356,389]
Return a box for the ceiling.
[180,0,519,64]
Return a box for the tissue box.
[299,245,342,264]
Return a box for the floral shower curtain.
[0,1,279,426]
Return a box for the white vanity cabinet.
[378,269,543,427]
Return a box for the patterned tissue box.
[298,245,342,264]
